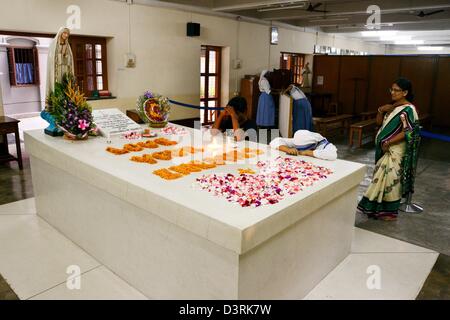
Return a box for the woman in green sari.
[357,78,420,221]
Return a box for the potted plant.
[46,74,98,140]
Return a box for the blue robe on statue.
[256,92,276,127]
[292,97,313,132]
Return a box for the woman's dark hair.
[227,96,248,114]
[394,78,414,102]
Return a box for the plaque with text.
[93,108,142,137]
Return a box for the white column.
[0,42,9,116]
[35,45,49,111]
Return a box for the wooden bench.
[349,118,377,148]
[348,113,431,148]
[313,114,353,137]
[360,111,378,121]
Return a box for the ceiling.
[153,0,450,48]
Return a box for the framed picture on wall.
[270,27,279,45]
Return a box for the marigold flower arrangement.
[46,74,97,140]
[136,91,171,128]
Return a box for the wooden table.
[0,116,23,170]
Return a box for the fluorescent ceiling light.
[380,35,412,41]
[214,0,307,11]
[361,31,397,37]
[363,23,394,30]
[395,40,425,45]
[417,46,444,51]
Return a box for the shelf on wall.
[86,96,116,101]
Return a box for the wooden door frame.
[201,45,222,124]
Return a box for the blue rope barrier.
[169,99,224,111]
[420,130,450,143]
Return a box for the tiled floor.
[417,254,450,300]
[0,198,439,300]
[0,144,33,206]
[0,122,449,299]
[0,274,18,300]
[0,199,147,300]
[30,266,147,300]
[305,228,438,300]
[335,134,450,257]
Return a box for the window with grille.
[280,52,305,86]
[69,36,108,97]
[200,45,222,125]
[7,46,39,86]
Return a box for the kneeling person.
[270,130,337,161]
[212,96,257,141]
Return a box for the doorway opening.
[280,52,305,86]
[200,45,222,125]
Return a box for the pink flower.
[78,119,89,131]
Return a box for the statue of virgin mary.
[42,27,75,136]
[46,27,75,97]
[301,62,311,88]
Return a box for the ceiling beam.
[288,11,450,28]
[212,0,309,12]
[252,0,450,21]
[321,19,450,33]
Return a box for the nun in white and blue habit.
[270,130,337,161]
[286,84,313,132]
[256,70,276,127]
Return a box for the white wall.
[0,76,3,117]
[386,45,450,55]
[36,46,49,112]
[0,0,386,120]
[0,37,39,117]
[0,36,52,117]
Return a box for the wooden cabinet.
[312,55,450,126]
[240,70,292,122]
[431,56,450,127]
[269,69,292,91]
[240,75,260,121]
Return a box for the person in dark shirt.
[212,96,257,141]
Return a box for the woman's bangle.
[378,107,384,114]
